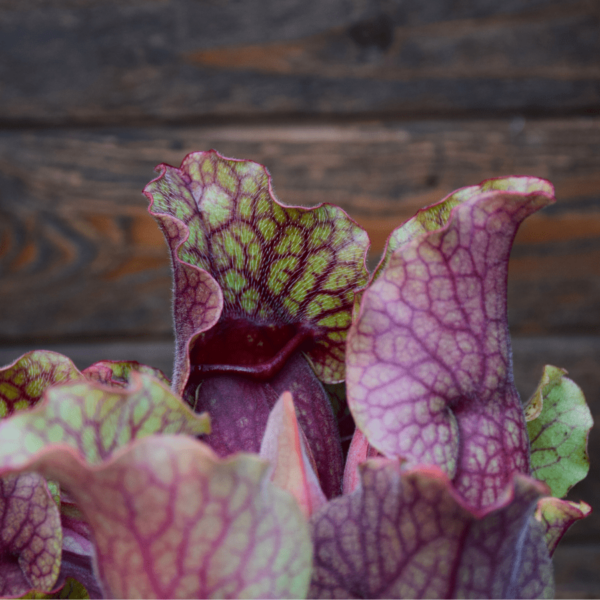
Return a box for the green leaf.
[526,365,593,497]
[0,351,81,417]
[0,372,210,469]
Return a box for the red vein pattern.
[309,460,553,599]
[144,150,369,393]
[2,437,313,599]
[0,373,210,470]
[346,178,555,509]
[0,351,81,418]
[0,473,62,597]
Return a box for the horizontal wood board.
[0,0,598,124]
[1,118,599,343]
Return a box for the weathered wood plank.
[553,544,600,599]
[1,119,599,342]
[0,0,598,123]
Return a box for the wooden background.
[0,1,598,595]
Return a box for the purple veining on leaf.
[144,150,369,393]
[0,373,209,470]
[346,177,555,508]
[143,151,367,485]
[270,353,344,498]
[0,351,81,417]
[310,460,553,599]
[525,365,593,498]
[1,437,313,599]
[0,473,62,597]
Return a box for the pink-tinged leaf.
[270,353,344,498]
[310,460,553,599]
[346,177,555,508]
[82,361,169,388]
[144,150,369,393]
[0,352,80,417]
[0,373,209,469]
[535,496,591,556]
[526,365,593,498]
[0,474,62,597]
[3,436,313,599]
[342,428,381,495]
[260,392,327,518]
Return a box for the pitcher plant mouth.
[189,318,318,381]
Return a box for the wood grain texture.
[1,119,599,343]
[553,544,600,599]
[0,0,598,124]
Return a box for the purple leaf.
[260,392,327,518]
[198,354,344,498]
[310,460,553,599]
[190,374,277,456]
[346,177,555,508]
[270,353,344,498]
[0,474,62,597]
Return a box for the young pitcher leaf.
[0,473,62,597]
[270,353,344,498]
[0,373,209,469]
[346,177,555,508]
[0,351,80,417]
[144,150,369,395]
[260,392,327,518]
[526,365,593,498]
[342,427,381,494]
[535,496,591,556]
[310,460,553,599]
[3,436,313,599]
